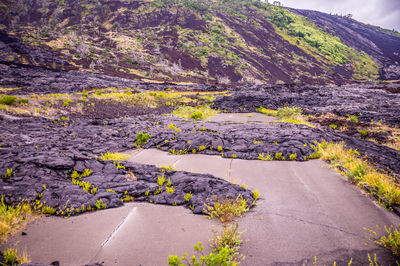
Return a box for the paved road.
[4,113,399,265]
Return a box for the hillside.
[289,8,400,80]
[0,0,398,85]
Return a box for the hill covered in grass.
[0,0,398,85]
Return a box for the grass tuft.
[100,152,130,161]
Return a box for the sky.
[280,0,400,31]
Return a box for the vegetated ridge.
[0,0,399,85]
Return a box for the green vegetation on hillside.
[267,5,379,80]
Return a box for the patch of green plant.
[253,190,260,201]
[157,175,166,186]
[134,132,152,147]
[258,153,273,161]
[347,114,359,122]
[184,192,193,202]
[198,145,206,152]
[217,146,223,152]
[204,195,249,224]
[63,98,73,107]
[166,186,175,194]
[2,168,13,179]
[159,165,177,172]
[172,105,218,120]
[114,162,125,170]
[2,248,29,265]
[256,106,277,116]
[100,152,130,161]
[289,153,297,161]
[358,129,368,137]
[329,124,338,129]
[0,95,17,105]
[275,153,283,160]
[41,205,56,215]
[253,139,262,144]
[167,124,182,132]
[18,98,29,104]
[95,200,107,209]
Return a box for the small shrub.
[134,132,152,147]
[95,200,107,209]
[198,145,206,151]
[329,124,338,129]
[204,195,249,224]
[358,129,368,137]
[2,168,13,179]
[166,186,175,194]
[0,95,17,105]
[172,105,218,120]
[217,146,223,152]
[276,106,302,119]
[18,98,29,104]
[190,110,204,119]
[289,153,297,161]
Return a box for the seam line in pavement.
[267,212,357,236]
[88,206,137,264]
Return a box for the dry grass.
[318,141,400,207]
[0,197,35,245]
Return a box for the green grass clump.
[0,196,33,244]
[2,248,29,265]
[204,195,249,224]
[134,132,152,147]
[184,192,193,202]
[258,153,273,161]
[18,98,29,104]
[0,95,17,105]
[2,168,13,179]
[358,129,368,137]
[100,152,130,161]
[289,153,297,161]
[63,99,73,107]
[172,105,218,120]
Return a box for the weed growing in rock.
[166,186,175,194]
[100,152,130,161]
[134,132,152,147]
[204,195,249,224]
[347,114,359,122]
[41,205,56,215]
[18,98,29,104]
[329,124,338,129]
[358,129,368,137]
[159,165,177,172]
[184,192,193,202]
[253,139,262,144]
[2,168,13,179]
[253,190,260,201]
[95,200,107,209]
[157,175,166,186]
[167,124,182,132]
[289,153,297,160]
[217,146,223,152]
[63,99,73,107]
[275,153,283,160]
[198,145,206,151]
[0,196,33,244]
[2,248,29,265]
[258,153,273,161]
